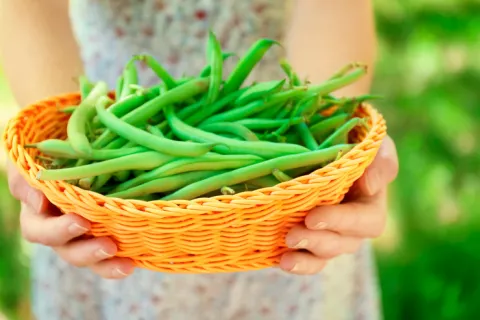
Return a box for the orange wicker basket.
[3,92,386,274]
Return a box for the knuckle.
[90,265,114,279]
[323,234,343,258]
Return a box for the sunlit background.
[1,1,479,319]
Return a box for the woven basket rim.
[3,91,386,211]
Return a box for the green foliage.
[0,174,29,320]
[373,0,480,319]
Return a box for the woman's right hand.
[7,161,135,279]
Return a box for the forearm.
[285,0,377,95]
[0,0,84,108]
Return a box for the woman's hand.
[7,161,135,279]
[280,135,399,275]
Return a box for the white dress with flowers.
[30,1,381,319]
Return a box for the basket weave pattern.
[3,93,387,274]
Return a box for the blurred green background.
[0,0,479,319]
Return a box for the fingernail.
[68,223,89,235]
[290,263,301,273]
[292,239,309,249]
[314,222,328,230]
[95,249,114,259]
[365,170,381,195]
[112,268,129,277]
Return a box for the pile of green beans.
[30,32,380,201]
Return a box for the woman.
[0,0,398,319]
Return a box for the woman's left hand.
[280,135,399,275]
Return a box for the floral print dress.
[30,1,381,319]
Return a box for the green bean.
[328,62,365,80]
[58,106,76,114]
[78,138,137,189]
[113,170,130,182]
[108,170,222,199]
[111,153,262,192]
[279,59,301,86]
[234,79,285,106]
[199,122,259,141]
[222,38,279,95]
[163,144,355,200]
[201,86,308,125]
[176,77,195,85]
[296,123,318,150]
[133,170,145,177]
[93,87,162,128]
[235,117,304,130]
[220,186,236,195]
[115,75,124,100]
[78,178,94,190]
[131,194,157,201]
[166,106,309,159]
[300,66,368,99]
[24,139,148,160]
[272,168,293,182]
[204,69,365,125]
[89,175,107,191]
[89,140,139,191]
[177,100,204,120]
[274,103,292,119]
[290,96,319,149]
[183,88,247,126]
[260,120,295,141]
[146,125,164,137]
[67,81,109,156]
[133,54,177,90]
[296,94,320,119]
[155,100,203,133]
[309,113,349,141]
[248,175,280,187]
[119,59,138,100]
[96,97,217,157]
[204,31,223,104]
[318,117,367,149]
[331,94,383,116]
[308,113,327,126]
[199,52,235,77]
[37,151,174,181]
[79,76,94,100]
[91,77,210,149]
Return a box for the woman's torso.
[30,1,381,319]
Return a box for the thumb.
[7,161,47,214]
[353,135,399,198]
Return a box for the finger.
[8,163,47,214]
[285,226,361,258]
[305,189,387,238]
[20,203,90,246]
[53,237,117,268]
[353,135,399,197]
[90,257,135,279]
[279,251,327,275]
